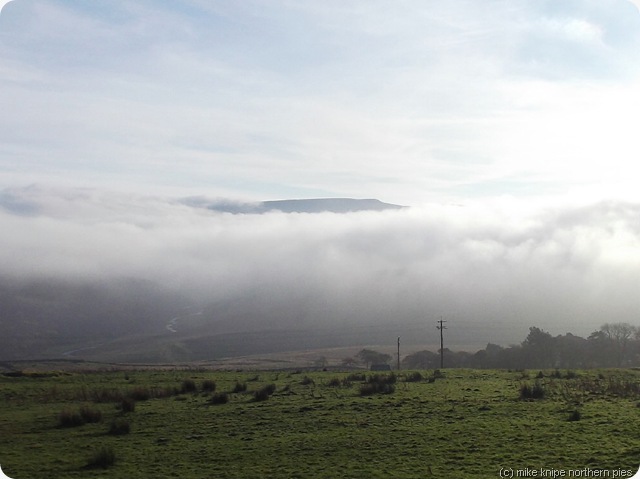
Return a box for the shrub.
[79,405,102,424]
[210,392,229,405]
[253,389,270,402]
[367,373,396,385]
[520,382,545,400]
[58,409,85,428]
[359,382,395,396]
[120,398,135,413]
[568,409,582,422]
[201,380,216,392]
[346,373,366,382]
[253,384,276,402]
[88,388,123,403]
[326,377,342,387]
[232,382,247,393]
[108,418,131,435]
[341,378,352,387]
[359,374,397,396]
[87,446,116,469]
[405,372,423,383]
[180,379,197,394]
[300,376,314,386]
[128,387,151,401]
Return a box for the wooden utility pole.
[437,318,447,369]
[397,337,401,371]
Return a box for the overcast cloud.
[2,0,640,203]
[1,1,640,343]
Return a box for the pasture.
[1,368,639,478]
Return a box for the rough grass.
[1,368,639,478]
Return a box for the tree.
[401,350,439,369]
[356,349,391,368]
[522,327,556,368]
[554,333,588,368]
[341,357,357,368]
[600,323,637,366]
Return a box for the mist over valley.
[1,186,638,364]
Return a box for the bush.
[568,409,582,422]
[89,388,123,403]
[367,373,396,385]
[87,446,116,469]
[80,405,102,424]
[108,418,131,435]
[232,382,247,393]
[405,372,423,383]
[253,384,276,402]
[128,387,151,401]
[359,382,395,396]
[346,373,366,382]
[120,398,135,413]
[300,376,314,386]
[202,380,216,392]
[210,392,229,405]
[180,379,197,394]
[326,377,342,387]
[253,389,270,402]
[58,409,85,428]
[520,382,545,400]
[359,374,397,396]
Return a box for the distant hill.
[0,274,507,363]
[182,197,405,214]
[260,198,405,213]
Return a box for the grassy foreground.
[1,368,639,479]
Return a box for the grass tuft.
[108,418,131,435]
[210,392,229,404]
[253,384,277,402]
[201,379,216,392]
[180,379,197,394]
[232,381,247,393]
[86,446,116,469]
[58,409,85,428]
[520,382,545,400]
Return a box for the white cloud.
[1,186,639,337]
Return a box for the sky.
[1,0,640,343]
[2,0,640,204]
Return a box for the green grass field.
[1,368,639,479]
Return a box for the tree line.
[348,323,640,370]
